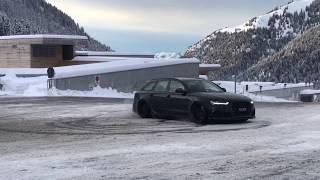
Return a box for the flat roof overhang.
[0,34,88,45]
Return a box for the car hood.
[190,92,252,102]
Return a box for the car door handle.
[150,94,154,97]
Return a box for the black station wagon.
[133,78,255,124]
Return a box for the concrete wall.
[53,63,199,92]
[253,86,312,101]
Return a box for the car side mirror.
[221,88,227,92]
[175,88,187,95]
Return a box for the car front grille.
[232,102,252,116]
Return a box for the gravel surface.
[0,97,320,180]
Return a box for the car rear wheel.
[191,104,208,124]
[138,102,152,118]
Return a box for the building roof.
[75,51,155,58]
[0,34,88,45]
[0,34,88,40]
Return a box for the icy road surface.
[0,97,320,180]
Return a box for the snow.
[75,51,154,56]
[199,64,221,68]
[0,73,132,98]
[245,92,295,103]
[219,0,314,33]
[0,58,199,79]
[154,52,181,59]
[0,68,46,75]
[215,81,308,93]
[300,89,320,95]
[0,34,88,40]
[214,81,308,102]
[72,56,130,62]
[0,73,297,103]
[54,58,199,79]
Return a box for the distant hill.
[185,0,320,81]
[242,25,320,83]
[0,0,111,51]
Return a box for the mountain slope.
[0,0,111,51]
[242,25,320,83]
[185,0,320,80]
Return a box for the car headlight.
[210,101,230,106]
[250,101,254,104]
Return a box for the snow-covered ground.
[215,81,309,93]
[0,98,320,179]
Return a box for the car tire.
[191,104,208,124]
[138,101,152,118]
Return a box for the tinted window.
[184,80,223,93]
[142,82,156,91]
[154,81,169,92]
[169,81,185,92]
[32,45,57,58]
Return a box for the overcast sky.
[46,0,289,53]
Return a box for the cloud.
[47,0,279,35]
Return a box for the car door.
[149,80,170,115]
[167,80,192,116]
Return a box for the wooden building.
[0,35,88,68]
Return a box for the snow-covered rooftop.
[54,58,199,79]
[0,34,88,40]
[76,51,154,57]
[199,64,221,68]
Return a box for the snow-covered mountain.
[242,24,320,83]
[0,0,111,51]
[185,0,320,80]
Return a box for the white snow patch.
[220,0,314,33]
[245,93,295,103]
[300,89,320,95]
[0,73,132,98]
[155,52,181,59]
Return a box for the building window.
[32,45,56,58]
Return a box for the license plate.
[238,108,247,112]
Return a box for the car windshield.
[183,79,224,93]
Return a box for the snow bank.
[49,87,133,98]
[300,89,320,95]
[0,73,132,98]
[215,81,301,102]
[215,81,308,93]
[245,93,296,103]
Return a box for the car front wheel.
[191,104,208,124]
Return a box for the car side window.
[169,81,185,93]
[154,81,169,92]
[142,81,156,91]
